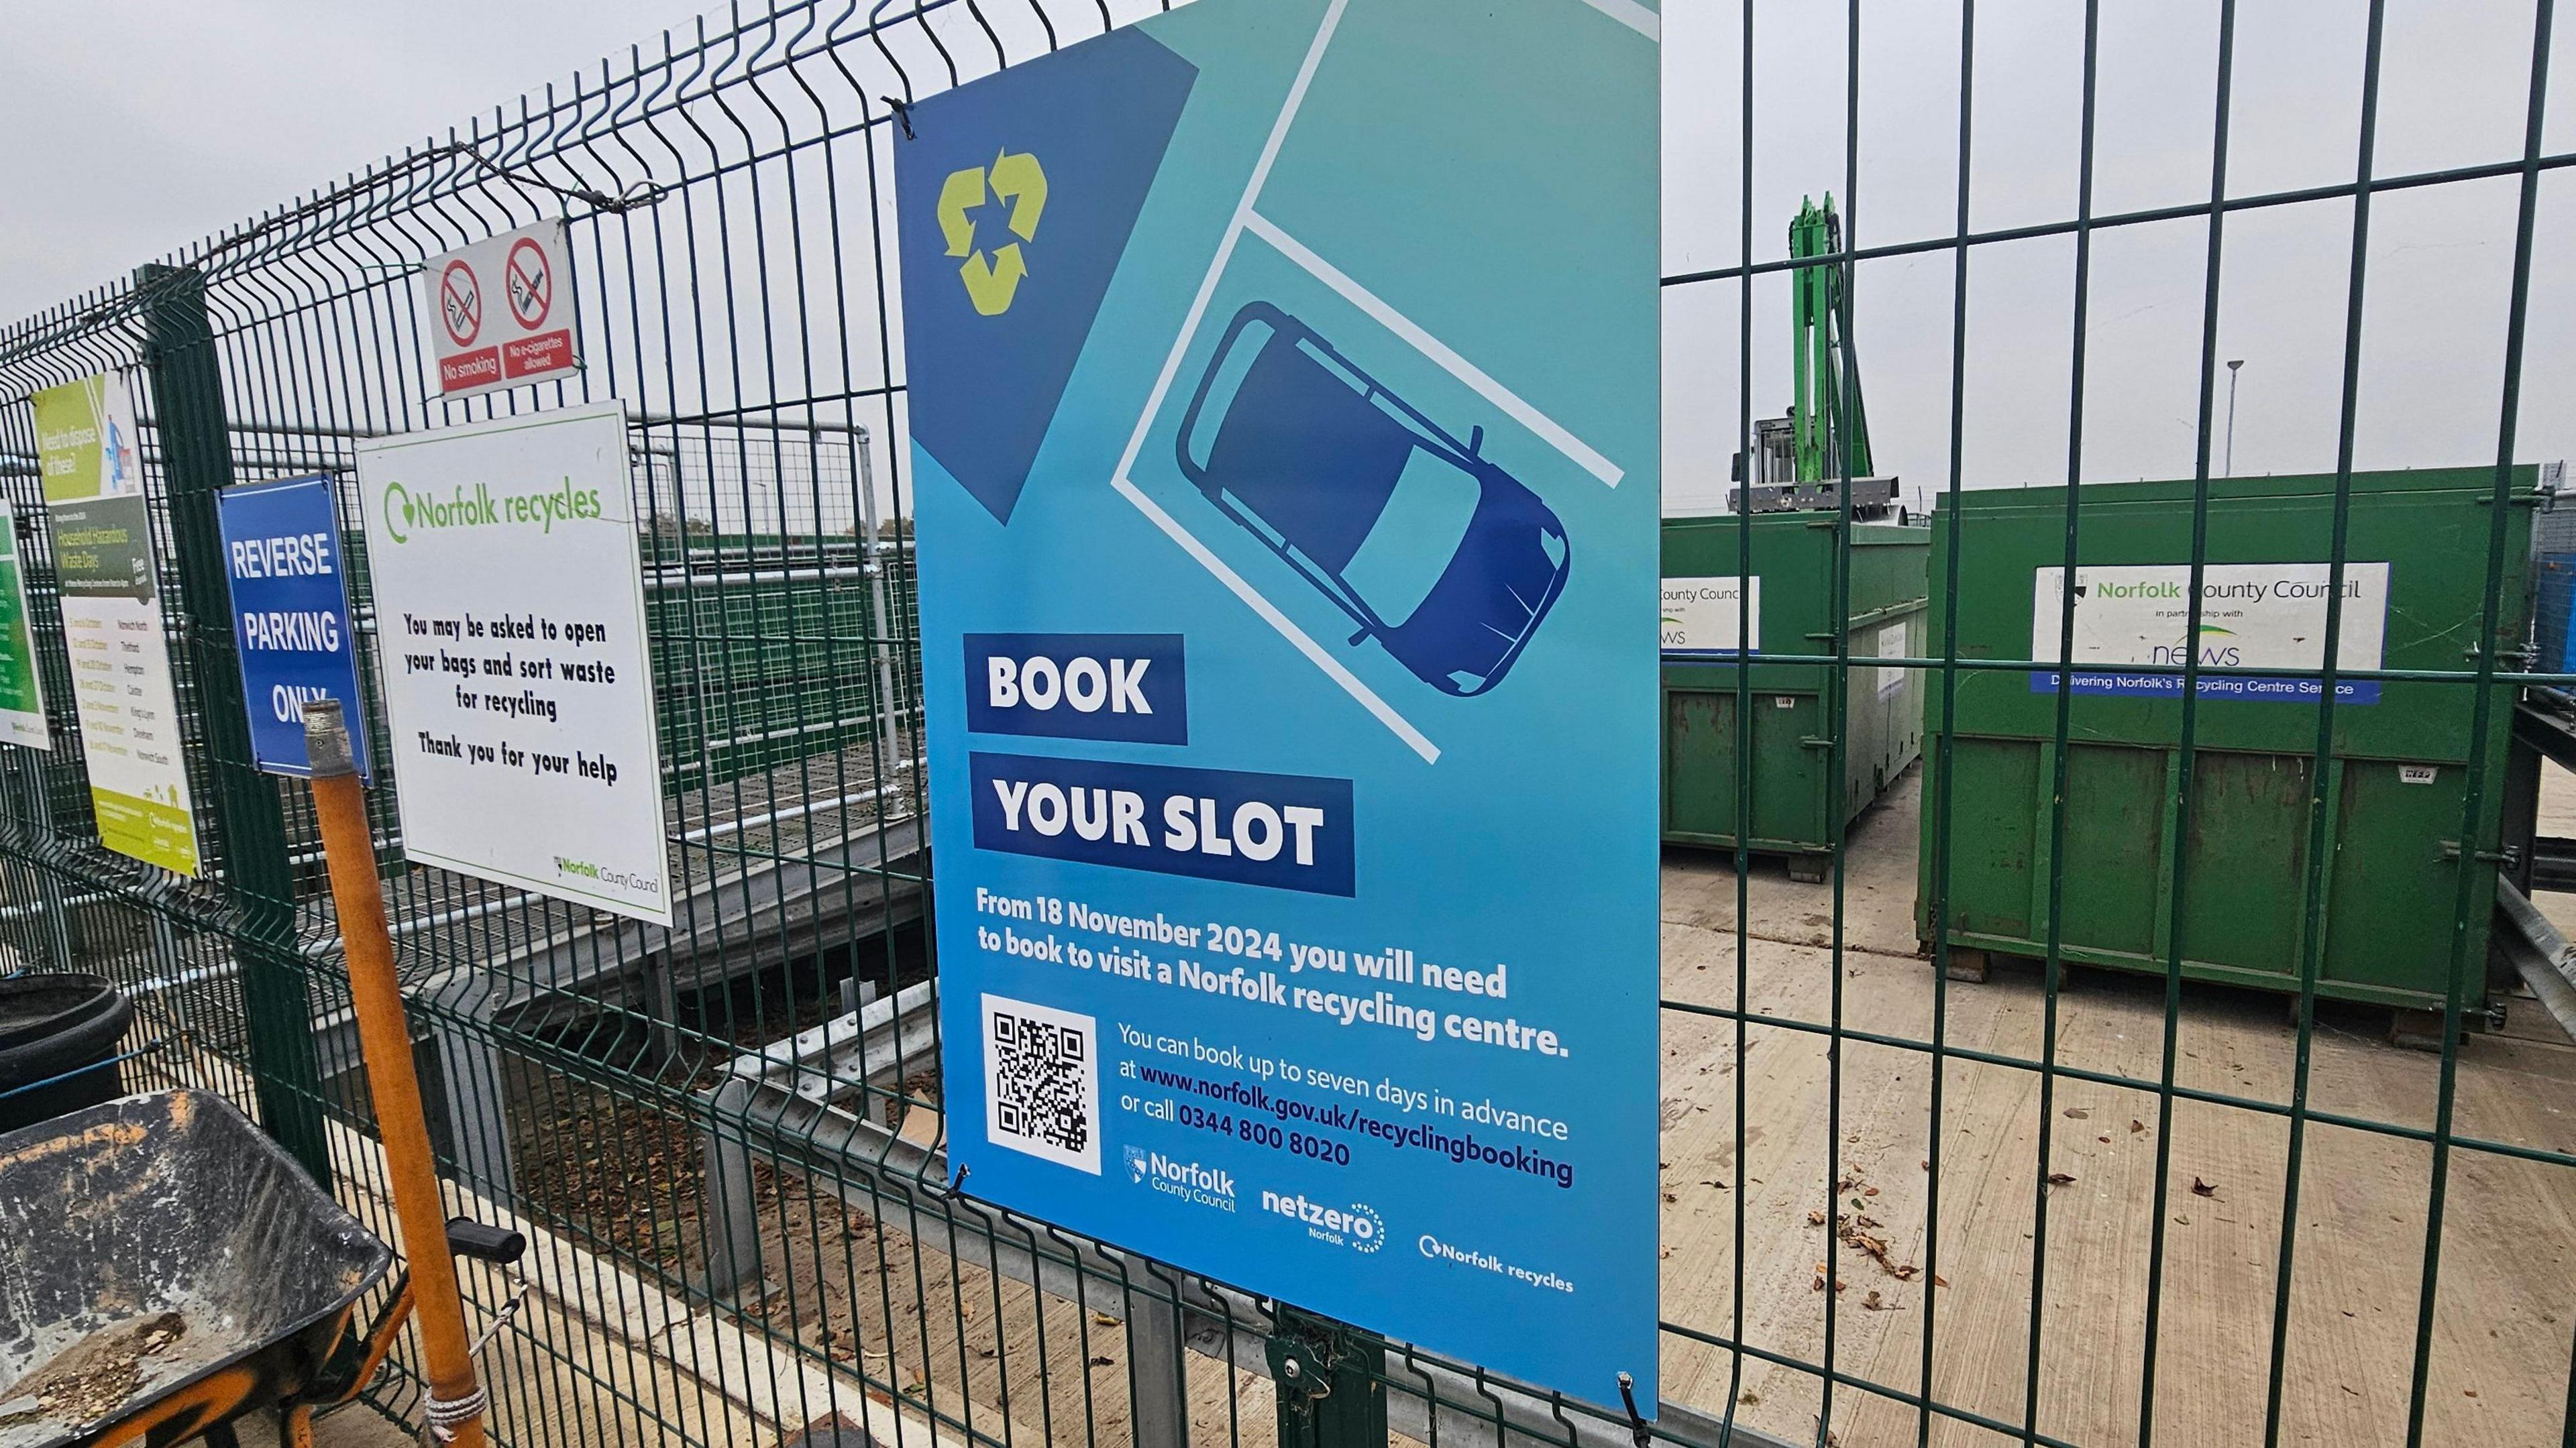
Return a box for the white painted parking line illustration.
[1240,211,1623,488]
[1111,0,1633,765]
[1576,0,1660,42]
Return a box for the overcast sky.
[0,1,707,319]
[4,0,2569,510]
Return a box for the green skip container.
[1914,466,2536,1019]
[1662,512,1929,879]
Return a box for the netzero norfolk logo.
[1259,1189,1384,1254]
[379,478,605,544]
[937,150,1047,316]
[1126,1146,1236,1212]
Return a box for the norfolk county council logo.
[1129,1148,1237,1213]
[937,150,1047,316]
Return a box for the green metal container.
[1915,466,2536,1014]
[1661,513,1929,877]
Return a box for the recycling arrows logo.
[892,23,1197,525]
[938,150,1049,317]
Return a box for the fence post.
[138,262,334,1187]
[700,1074,766,1298]
[1267,1306,1387,1448]
[1125,1259,1190,1448]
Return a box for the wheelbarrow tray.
[0,1090,392,1448]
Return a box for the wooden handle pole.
[303,699,487,1447]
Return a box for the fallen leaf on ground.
[1824,1211,1921,1280]
[2047,1171,2078,1186]
[2063,1107,2090,1119]
[2130,1119,2147,1133]
[2192,1176,2220,1199]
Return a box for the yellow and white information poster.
[31,374,203,875]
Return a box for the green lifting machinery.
[1788,194,1873,486]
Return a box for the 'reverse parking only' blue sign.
[898,0,1660,1407]
[218,474,370,781]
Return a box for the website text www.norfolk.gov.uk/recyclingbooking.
[1136,1064,1576,1189]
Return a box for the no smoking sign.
[421,221,582,398]
[504,237,552,329]
[439,260,482,347]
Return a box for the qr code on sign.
[981,993,1102,1175]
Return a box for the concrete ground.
[232,1404,411,1447]
[1654,761,2576,1447]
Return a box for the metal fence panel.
[3,1,2571,1445]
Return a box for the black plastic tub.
[0,977,133,1136]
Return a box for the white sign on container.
[422,221,583,399]
[354,402,669,924]
[1661,575,1760,654]
[2031,561,2391,704]
[1876,620,1909,698]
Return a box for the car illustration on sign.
[1175,301,1571,698]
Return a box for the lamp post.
[2224,358,2245,477]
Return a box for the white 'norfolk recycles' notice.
[1661,575,1760,653]
[354,401,670,925]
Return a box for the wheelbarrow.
[0,1089,525,1448]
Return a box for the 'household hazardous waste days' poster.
[32,375,202,874]
[898,0,1660,1404]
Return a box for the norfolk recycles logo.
[937,150,1048,316]
[380,478,605,544]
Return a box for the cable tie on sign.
[883,96,915,140]
[1615,1372,1652,1448]
[947,1159,970,1194]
